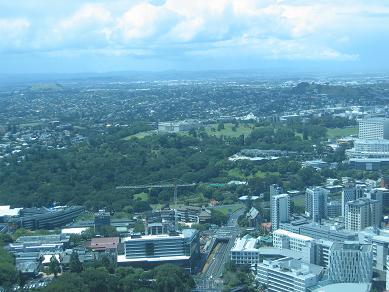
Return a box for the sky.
[1,0,389,74]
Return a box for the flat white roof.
[231,237,259,252]
[117,254,190,263]
[273,229,313,241]
[61,227,88,235]
[0,205,22,217]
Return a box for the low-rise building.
[118,229,200,273]
[256,257,323,292]
[273,229,315,263]
[230,235,260,265]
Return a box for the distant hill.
[291,82,365,97]
[28,83,64,91]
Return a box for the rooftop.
[0,205,22,217]
[231,235,258,252]
[122,229,197,242]
[273,229,313,242]
[261,257,323,280]
[90,237,120,250]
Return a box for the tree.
[43,273,87,292]
[49,255,61,277]
[133,201,152,213]
[153,264,195,292]
[69,252,83,273]
[210,209,228,226]
[81,267,118,292]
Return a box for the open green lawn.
[327,127,358,139]
[134,192,148,201]
[213,203,245,215]
[205,123,254,138]
[123,130,156,140]
[292,195,305,208]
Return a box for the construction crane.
[116,180,196,229]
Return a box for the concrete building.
[8,234,70,253]
[345,198,381,231]
[347,118,389,169]
[230,235,260,265]
[9,206,85,230]
[256,257,323,292]
[270,184,283,199]
[328,242,373,283]
[118,229,200,272]
[327,201,341,218]
[305,187,329,223]
[342,185,356,218]
[314,239,333,268]
[94,210,110,231]
[370,187,389,216]
[273,229,315,263]
[279,222,358,242]
[359,228,389,271]
[158,120,201,133]
[271,193,290,231]
[386,255,389,291]
[358,118,389,140]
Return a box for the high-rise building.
[346,118,389,169]
[270,184,283,199]
[305,187,329,223]
[342,185,356,217]
[345,198,381,231]
[328,242,373,283]
[358,118,389,140]
[327,201,341,218]
[271,193,290,231]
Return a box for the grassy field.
[134,192,148,201]
[123,130,156,140]
[205,123,254,138]
[213,203,245,215]
[327,127,358,139]
[292,195,305,208]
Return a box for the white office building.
[345,198,380,231]
[118,229,200,272]
[346,118,389,167]
[273,229,315,263]
[305,187,329,223]
[358,118,389,140]
[271,193,290,231]
[328,242,373,283]
[256,258,323,292]
[360,228,389,271]
[230,235,260,265]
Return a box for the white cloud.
[0,0,388,63]
[0,18,30,49]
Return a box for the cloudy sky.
[1,0,388,74]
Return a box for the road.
[194,207,245,291]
